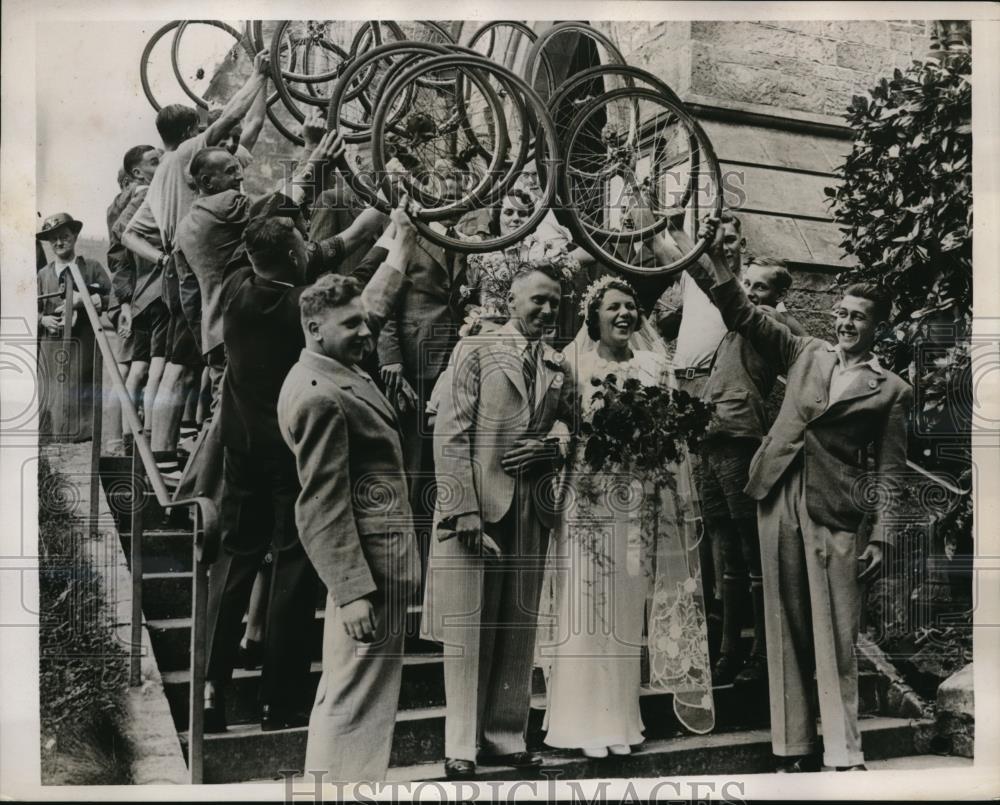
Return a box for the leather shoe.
[238,638,264,670]
[711,653,742,685]
[774,754,822,773]
[477,751,543,769]
[444,758,476,779]
[203,683,227,734]
[260,704,309,732]
[734,653,768,684]
[836,764,867,771]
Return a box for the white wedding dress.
[541,346,715,750]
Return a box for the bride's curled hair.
[584,276,645,341]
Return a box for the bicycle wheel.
[375,55,560,254]
[464,20,555,90]
[371,54,512,217]
[523,21,627,102]
[559,87,722,276]
[269,21,351,119]
[169,20,255,108]
[327,41,452,144]
[538,64,697,220]
[140,21,183,111]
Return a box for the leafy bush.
[824,52,973,574]
[38,455,132,784]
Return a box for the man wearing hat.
[37,213,111,442]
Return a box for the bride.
[540,275,715,757]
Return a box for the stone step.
[183,712,922,784]
[146,610,440,673]
[99,456,193,534]
[140,570,331,620]
[383,716,928,782]
[162,659,548,731]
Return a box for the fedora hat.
[36,213,84,241]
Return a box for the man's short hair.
[299,274,362,322]
[189,147,231,182]
[510,261,564,290]
[156,104,200,148]
[843,282,892,323]
[748,256,793,294]
[243,216,298,264]
[719,210,743,234]
[123,145,156,178]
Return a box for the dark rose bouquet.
[580,373,713,485]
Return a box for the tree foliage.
[825,52,972,446]
[825,51,973,586]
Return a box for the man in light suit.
[421,262,576,779]
[686,218,912,772]
[277,203,421,782]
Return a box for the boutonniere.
[541,350,564,371]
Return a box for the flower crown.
[579,274,637,318]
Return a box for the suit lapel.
[813,347,886,419]
[303,352,397,428]
[828,371,886,409]
[341,370,397,427]
[416,237,448,279]
[493,341,529,401]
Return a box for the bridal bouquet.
[580,373,713,484]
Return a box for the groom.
[422,262,575,779]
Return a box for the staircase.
[101,456,931,783]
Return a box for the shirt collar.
[498,320,548,355]
[826,343,883,374]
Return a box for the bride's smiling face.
[597,289,639,348]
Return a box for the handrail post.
[129,445,145,687]
[188,508,208,784]
[57,280,75,438]
[89,337,103,532]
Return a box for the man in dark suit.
[36,213,111,443]
[202,185,385,733]
[687,218,912,772]
[696,256,806,686]
[277,204,422,781]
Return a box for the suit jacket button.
[815,396,823,403]
[868,379,878,389]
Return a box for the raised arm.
[678,219,810,374]
[204,49,270,147]
[238,78,267,152]
[359,199,418,339]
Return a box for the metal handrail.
[64,261,215,784]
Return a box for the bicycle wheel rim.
[140,20,182,112]
[371,54,513,218]
[270,25,350,116]
[327,41,452,143]
[559,86,722,276]
[523,21,627,102]
[170,19,255,110]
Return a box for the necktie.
[522,340,538,407]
